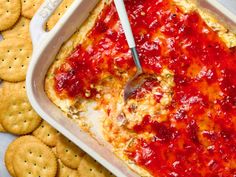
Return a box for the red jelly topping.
[54,0,236,176]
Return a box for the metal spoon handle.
[131,47,142,73]
[114,0,143,73]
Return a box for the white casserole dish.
[26,0,236,176]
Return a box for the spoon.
[114,0,154,101]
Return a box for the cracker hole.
[28,172,31,175]
[14,57,17,60]
[21,65,24,68]
[74,154,78,157]
[9,66,11,69]
[33,4,35,6]
[65,149,69,152]
[58,13,61,16]
[47,134,50,137]
[43,166,46,170]
[34,163,37,166]
[24,160,27,163]
[39,155,42,157]
[1,59,4,62]
[19,48,23,51]
[89,168,93,172]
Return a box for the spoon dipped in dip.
[114,0,157,101]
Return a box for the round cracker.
[47,0,74,30]
[0,0,21,31]
[21,0,44,19]
[51,147,58,158]
[33,120,60,147]
[0,82,42,135]
[0,82,5,132]
[57,160,79,177]
[12,141,57,177]
[0,80,3,125]
[2,17,30,39]
[56,135,85,169]
[78,155,114,177]
[5,136,40,177]
[0,38,32,82]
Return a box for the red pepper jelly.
[54,0,236,176]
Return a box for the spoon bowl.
[124,72,157,101]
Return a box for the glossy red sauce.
[54,0,236,176]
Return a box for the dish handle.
[30,0,63,47]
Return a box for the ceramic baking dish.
[26,0,236,176]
